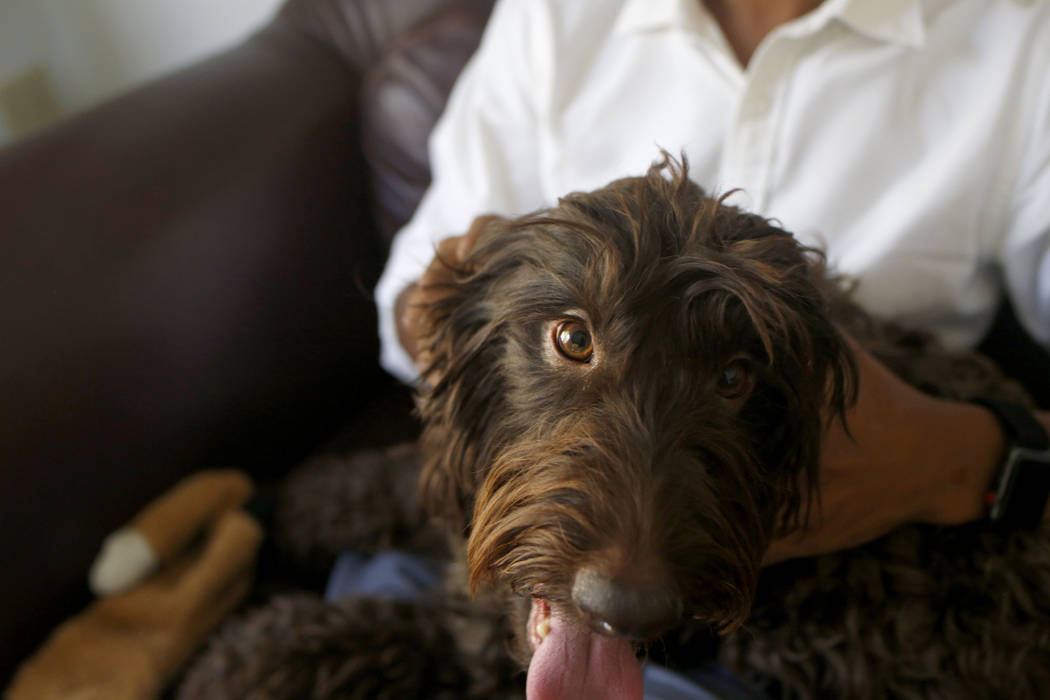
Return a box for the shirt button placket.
[720,40,794,214]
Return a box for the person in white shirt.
[376,0,1050,563]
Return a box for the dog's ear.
[634,156,855,532]
[690,211,858,533]
[415,215,515,532]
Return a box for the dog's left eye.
[553,320,593,362]
[716,359,750,398]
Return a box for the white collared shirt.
[375,0,1050,382]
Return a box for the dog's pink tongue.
[526,609,643,700]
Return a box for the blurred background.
[0,0,282,146]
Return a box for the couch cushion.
[278,0,465,71]
[360,1,492,244]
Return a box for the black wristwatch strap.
[973,397,1049,450]
[973,396,1050,529]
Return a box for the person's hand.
[394,216,497,376]
[763,335,1033,565]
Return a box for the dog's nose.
[571,567,683,639]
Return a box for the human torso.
[533,0,1048,347]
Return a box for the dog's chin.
[525,597,644,700]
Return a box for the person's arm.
[765,338,1050,565]
[374,0,553,381]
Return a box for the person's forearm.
[915,399,1006,525]
[765,341,1049,566]
[395,282,421,365]
[920,400,1050,524]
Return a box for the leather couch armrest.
[0,18,375,677]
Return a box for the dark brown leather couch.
[3,0,1047,679]
[0,0,493,675]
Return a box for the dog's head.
[416,156,855,695]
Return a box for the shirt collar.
[612,0,925,48]
[612,0,713,39]
[824,0,926,47]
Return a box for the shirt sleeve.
[1000,34,1050,348]
[374,0,553,382]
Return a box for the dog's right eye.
[553,320,594,362]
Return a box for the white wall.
[0,0,283,144]
[38,0,284,111]
[0,1,49,82]
[0,0,51,141]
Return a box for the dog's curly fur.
[415,155,1050,694]
[178,446,524,699]
[178,593,495,699]
[418,157,857,635]
[724,305,1050,699]
[727,524,1050,699]
[182,157,1050,699]
[273,445,446,575]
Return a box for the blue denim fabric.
[325,550,767,699]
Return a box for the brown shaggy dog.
[414,156,1050,698]
[181,158,1050,699]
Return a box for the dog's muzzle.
[571,567,684,640]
